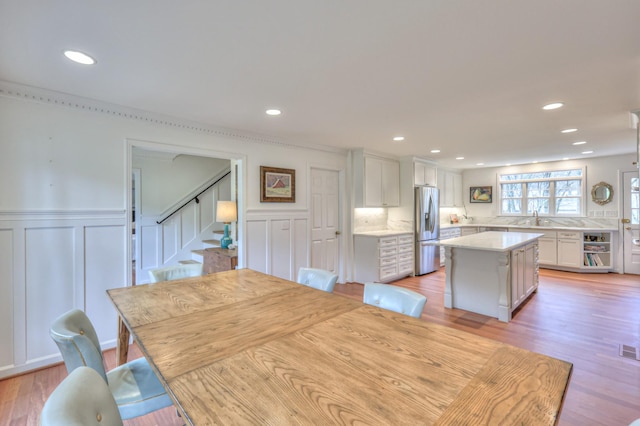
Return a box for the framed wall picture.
[470,186,492,203]
[260,166,296,202]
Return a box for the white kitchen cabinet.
[438,169,463,207]
[516,229,557,266]
[511,241,538,310]
[414,161,437,186]
[439,227,461,266]
[557,231,581,268]
[353,151,400,207]
[354,233,413,283]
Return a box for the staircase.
[179,231,225,265]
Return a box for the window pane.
[527,182,550,197]
[556,180,581,196]
[502,183,522,197]
[527,199,549,214]
[556,197,580,214]
[502,199,521,213]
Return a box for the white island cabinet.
[438,231,542,322]
[354,231,413,283]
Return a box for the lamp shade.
[216,201,237,223]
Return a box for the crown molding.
[0,80,347,155]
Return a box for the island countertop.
[438,231,543,252]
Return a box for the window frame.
[497,166,586,217]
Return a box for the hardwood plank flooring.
[1,268,638,425]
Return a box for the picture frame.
[470,186,492,203]
[260,166,296,203]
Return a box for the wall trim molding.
[0,209,126,221]
[0,80,347,155]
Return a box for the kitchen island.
[438,231,543,322]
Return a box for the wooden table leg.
[116,316,130,366]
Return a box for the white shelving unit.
[582,231,612,270]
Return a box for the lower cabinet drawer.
[379,247,398,257]
[398,252,413,263]
[398,262,413,275]
[379,256,397,267]
[379,265,398,281]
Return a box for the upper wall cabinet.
[353,151,400,207]
[438,169,463,207]
[414,160,437,186]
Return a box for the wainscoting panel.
[246,220,267,274]
[0,229,13,369]
[270,220,291,280]
[180,201,198,250]
[141,220,162,275]
[25,226,77,362]
[294,218,308,279]
[162,216,179,263]
[0,211,127,379]
[85,225,126,343]
[245,212,309,281]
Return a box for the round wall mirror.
[591,181,613,205]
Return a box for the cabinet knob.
[335,230,342,236]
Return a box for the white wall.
[461,155,636,220]
[0,82,348,378]
[132,150,230,216]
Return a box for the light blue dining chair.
[297,267,339,293]
[49,309,173,420]
[363,282,427,318]
[148,263,203,283]
[41,366,124,426]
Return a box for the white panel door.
[310,168,340,275]
[623,171,640,274]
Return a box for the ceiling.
[1,1,639,169]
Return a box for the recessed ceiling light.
[582,150,594,154]
[476,162,485,166]
[430,149,440,153]
[393,136,405,141]
[455,156,464,160]
[505,163,512,166]
[532,161,538,164]
[562,157,570,160]
[572,141,587,145]
[265,109,281,116]
[561,128,578,133]
[63,50,96,65]
[542,102,564,110]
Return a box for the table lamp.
[216,201,237,249]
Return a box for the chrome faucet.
[533,210,540,226]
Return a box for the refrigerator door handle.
[427,196,435,233]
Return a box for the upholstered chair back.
[148,263,204,283]
[363,283,427,318]
[297,267,339,293]
[41,366,123,426]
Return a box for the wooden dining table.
[107,268,572,425]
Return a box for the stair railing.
[156,171,231,225]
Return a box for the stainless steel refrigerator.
[415,185,440,275]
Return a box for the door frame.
[126,138,245,286]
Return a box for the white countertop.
[437,231,543,252]
[353,230,412,237]
[440,223,618,232]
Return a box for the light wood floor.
[1,268,639,425]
